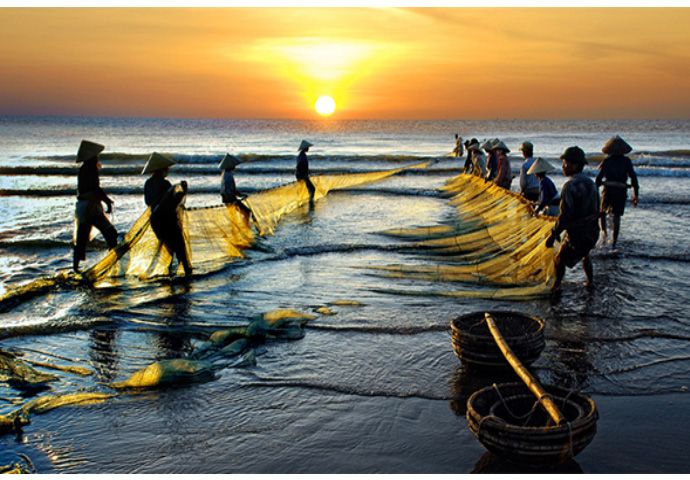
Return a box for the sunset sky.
[0,8,689,120]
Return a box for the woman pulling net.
[142,152,193,278]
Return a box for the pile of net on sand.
[0,303,364,435]
[368,173,557,300]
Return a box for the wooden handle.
[484,312,565,425]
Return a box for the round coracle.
[466,382,598,466]
[450,311,545,368]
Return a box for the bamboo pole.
[484,312,565,425]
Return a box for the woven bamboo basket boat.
[466,382,598,466]
[450,311,545,368]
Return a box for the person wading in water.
[519,141,540,201]
[142,152,193,277]
[296,140,315,205]
[545,146,600,290]
[527,157,560,217]
[73,140,118,273]
[595,135,639,249]
[219,153,252,219]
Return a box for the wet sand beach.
[1,118,690,473]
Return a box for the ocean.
[1,116,689,473]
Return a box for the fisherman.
[518,141,540,201]
[142,152,193,277]
[73,140,118,273]
[483,138,498,181]
[545,146,600,289]
[468,140,487,178]
[491,140,513,190]
[463,137,478,174]
[595,135,639,248]
[219,153,252,218]
[452,133,464,158]
[296,140,315,203]
[527,157,560,216]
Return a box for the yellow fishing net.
[78,163,428,286]
[371,173,558,299]
[0,163,426,306]
[244,165,427,236]
[84,203,252,285]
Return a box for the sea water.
[0,116,689,473]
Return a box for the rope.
[469,317,486,332]
[561,388,580,458]
[561,387,578,409]
[476,413,504,438]
[566,420,575,459]
[480,384,583,461]
[18,454,35,474]
[185,204,225,211]
[491,383,542,425]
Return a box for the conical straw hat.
[76,140,105,163]
[527,157,555,175]
[218,153,240,170]
[602,135,632,155]
[467,140,481,151]
[481,139,495,151]
[491,140,511,153]
[141,152,176,175]
[298,140,313,151]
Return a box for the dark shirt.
[77,159,110,203]
[554,173,600,237]
[537,175,559,212]
[296,151,309,180]
[494,154,512,188]
[145,175,172,208]
[595,154,639,195]
[463,152,473,173]
[221,170,238,198]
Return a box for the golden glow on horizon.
[0,8,689,119]
[236,36,403,117]
[315,96,336,116]
[259,38,375,83]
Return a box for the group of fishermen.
[456,133,640,289]
[74,131,638,291]
[72,139,317,276]
[455,136,514,190]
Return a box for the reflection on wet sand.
[472,451,583,474]
[447,364,518,417]
[89,328,119,383]
[544,287,597,391]
[153,283,193,360]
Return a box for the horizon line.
[2,113,689,123]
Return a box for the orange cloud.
[0,8,688,119]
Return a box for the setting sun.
[315,95,336,116]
